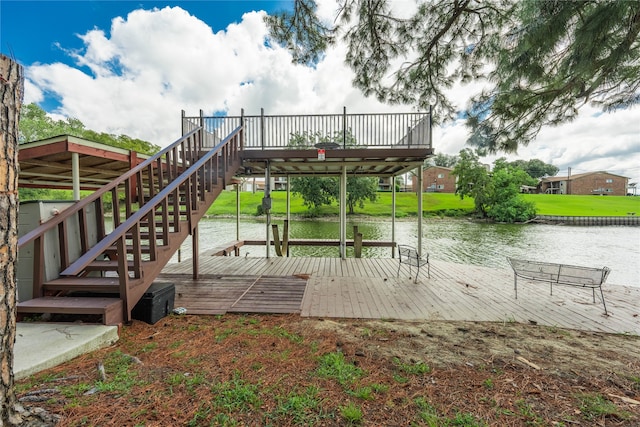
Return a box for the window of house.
[437,184,444,190]
[606,179,613,183]
[437,173,444,179]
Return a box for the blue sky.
[2,1,290,110]
[1,0,639,183]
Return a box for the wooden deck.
[160,257,640,335]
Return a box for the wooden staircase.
[17,125,244,325]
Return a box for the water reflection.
[178,218,640,287]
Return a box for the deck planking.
[161,256,640,334]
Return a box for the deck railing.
[182,108,431,150]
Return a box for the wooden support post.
[282,220,289,257]
[192,225,199,279]
[391,175,396,258]
[354,226,363,258]
[272,224,282,256]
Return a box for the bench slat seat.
[507,257,610,314]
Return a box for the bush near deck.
[206,191,640,218]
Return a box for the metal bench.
[397,245,430,283]
[507,257,610,314]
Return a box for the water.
[174,218,640,287]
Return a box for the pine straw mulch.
[16,313,640,426]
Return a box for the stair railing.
[57,125,243,318]
[18,126,207,301]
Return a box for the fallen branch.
[516,356,541,370]
[607,393,640,405]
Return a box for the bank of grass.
[206,190,640,218]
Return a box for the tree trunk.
[0,54,24,426]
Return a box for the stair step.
[44,277,120,293]
[85,260,135,272]
[17,297,123,325]
[106,245,153,253]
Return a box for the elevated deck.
[161,256,639,335]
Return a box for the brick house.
[539,171,629,196]
[413,166,457,193]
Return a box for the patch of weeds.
[270,385,328,426]
[235,315,259,326]
[171,350,187,359]
[140,342,158,353]
[186,357,202,367]
[576,393,632,421]
[414,397,440,426]
[187,402,212,427]
[168,340,184,349]
[95,350,144,394]
[187,324,200,332]
[482,378,494,390]
[495,407,516,417]
[451,412,487,426]
[414,398,487,427]
[210,373,261,413]
[316,352,364,386]
[59,382,93,398]
[359,327,372,338]
[250,362,264,371]
[211,413,239,426]
[370,383,389,394]
[184,372,207,391]
[216,328,236,342]
[628,375,640,391]
[255,325,304,344]
[393,357,431,375]
[339,402,363,425]
[515,399,544,426]
[349,386,374,400]
[393,374,409,384]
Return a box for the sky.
[1,0,639,185]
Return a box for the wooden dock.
[160,256,640,335]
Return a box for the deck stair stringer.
[18,125,244,324]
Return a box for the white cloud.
[23,5,640,185]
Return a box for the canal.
[172,218,640,287]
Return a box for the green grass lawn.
[207,191,640,218]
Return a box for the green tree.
[452,149,536,222]
[451,149,492,217]
[287,131,378,215]
[346,176,378,214]
[506,158,559,179]
[487,161,537,222]
[267,0,640,153]
[290,176,338,213]
[425,153,458,168]
[19,103,160,155]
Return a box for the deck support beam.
[192,225,199,279]
[340,166,347,259]
[265,161,271,258]
[235,183,240,241]
[417,164,423,257]
[392,175,396,258]
[72,152,80,200]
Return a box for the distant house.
[539,171,629,196]
[413,166,457,193]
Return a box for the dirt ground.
[15,313,640,426]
